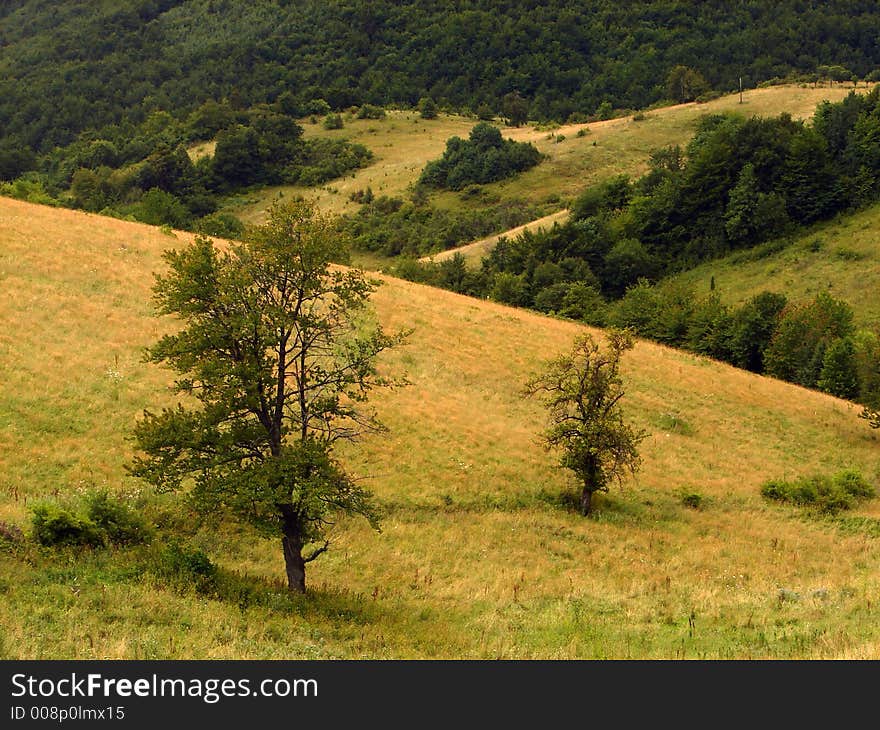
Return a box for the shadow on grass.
[380,487,684,527]
[145,544,387,628]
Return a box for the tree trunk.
[281,518,307,593]
[581,461,600,516]
[580,487,593,516]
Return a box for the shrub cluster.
[148,541,217,594]
[31,491,152,548]
[343,196,541,257]
[761,470,875,513]
[418,123,542,190]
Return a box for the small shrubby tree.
[523,329,646,515]
[502,91,529,127]
[665,65,711,103]
[763,292,854,389]
[129,201,407,593]
[418,96,438,119]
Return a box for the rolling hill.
[230,84,869,253]
[3,197,880,658]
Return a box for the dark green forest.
[3,0,880,156]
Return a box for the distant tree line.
[3,0,880,160]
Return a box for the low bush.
[322,113,344,130]
[356,104,385,120]
[30,491,151,548]
[678,490,705,509]
[149,542,217,594]
[761,470,875,513]
[85,491,152,545]
[31,503,106,547]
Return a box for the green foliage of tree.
[779,127,840,224]
[524,329,646,516]
[129,201,408,593]
[134,188,192,229]
[559,282,607,325]
[595,101,613,120]
[571,175,632,220]
[817,337,860,399]
[853,330,880,409]
[728,291,788,372]
[685,293,733,361]
[476,103,495,121]
[489,271,530,306]
[602,238,659,297]
[418,96,438,119]
[136,144,196,197]
[194,211,246,239]
[763,292,855,388]
[71,167,117,212]
[0,144,36,181]
[723,163,762,245]
[6,0,880,161]
[212,124,264,188]
[502,91,529,127]
[323,113,344,130]
[356,104,386,120]
[289,138,373,187]
[665,65,711,103]
[185,99,239,142]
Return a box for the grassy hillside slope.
[668,202,880,326]
[3,197,880,659]
[420,209,572,266]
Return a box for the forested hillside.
[2,0,880,154]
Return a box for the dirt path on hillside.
[420,209,571,267]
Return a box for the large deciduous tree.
[129,201,407,593]
[523,329,646,516]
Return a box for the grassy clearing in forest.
[228,84,870,237]
[668,202,880,326]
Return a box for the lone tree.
[502,91,529,127]
[665,65,710,103]
[129,201,407,593]
[523,329,646,516]
[418,96,438,119]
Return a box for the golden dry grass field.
[3,197,880,659]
